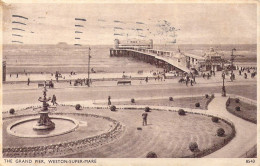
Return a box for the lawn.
[3,106,233,158]
[226,98,257,124]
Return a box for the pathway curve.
[204,94,257,158]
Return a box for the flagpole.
[87,47,91,87]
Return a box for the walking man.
[27,78,30,86]
[142,112,148,126]
[51,94,58,105]
[244,73,247,79]
[108,96,111,105]
[193,75,196,84]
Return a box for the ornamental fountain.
[33,83,55,130]
[7,82,79,138]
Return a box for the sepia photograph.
[1,0,258,163]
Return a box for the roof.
[183,53,205,60]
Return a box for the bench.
[38,83,53,88]
[117,80,131,85]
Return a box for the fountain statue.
[33,82,55,130]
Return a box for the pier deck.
[110,48,191,73]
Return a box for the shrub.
[178,109,185,116]
[195,102,200,107]
[169,97,173,101]
[217,128,225,136]
[75,104,81,110]
[146,151,158,158]
[9,108,15,114]
[205,94,209,98]
[189,142,198,152]
[211,116,219,123]
[110,105,116,111]
[211,94,215,98]
[235,98,240,103]
[131,98,135,103]
[145,107,150,112]
[235,106,240,111]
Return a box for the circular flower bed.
[9,108,15,114]
[75,104,81,110]
[110,105,117,111]
[145,107,150,112]
[189,142,198,152]
[178,109,185,116]
[217,128,225,137]
[212,116,219,123]
[195,102,200,107]
[146,151,158,158]
[235,106,240,111]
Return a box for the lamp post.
[230,48,236,82]
[87,47,91,87]
[222,72,226,97]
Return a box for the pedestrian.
[207,73,210,79]
[49,79,53,88]
[27,78,30,86]
[86,78,89,86]
[10,74,11,77]
[193,75,196,83]
[70,80,72,85]
[51,94,58,105]
[17,73,18,78]
[244,73,247,79]
[108,96,111,105]
[185,79,188,86]
[142,112,148,126]
[190,79,193,86]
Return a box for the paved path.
[204,94,257,158]
[3,93,256,158]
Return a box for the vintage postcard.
[0,0,259,165]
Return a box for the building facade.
[114,39,153,49]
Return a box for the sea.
[3,44,257,74]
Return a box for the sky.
[2,3,257,45]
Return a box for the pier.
[110,39,226,74]
[110,48,190,73]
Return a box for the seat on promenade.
[117,80,131,85]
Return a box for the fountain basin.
[7,116,80,138]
